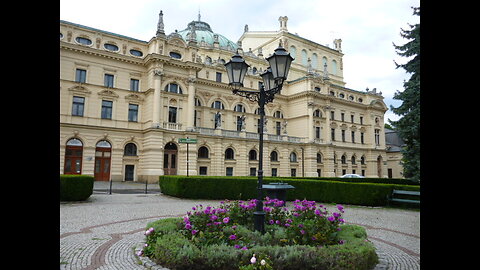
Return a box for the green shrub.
[159,175,420,206]
[60,175,94,201]
[146,217,377,270]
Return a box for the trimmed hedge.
[278,176,420,186]
[159,175,420,206]
[60,175,94,201]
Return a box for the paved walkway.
[60,186,419,269]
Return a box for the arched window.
[195,97,202,106]
[301,49,308,66]
[341,154,347,164]
[273,111,283,118]
[313,109,321,117]
[211,100,225,110]
[289,46,296,61]
[290,152,297,162]
[164,83,182,94]
[317,153,322,163]
[331,60,337,75]
[360,156,366,165]
[270,151,278,162]
[198,146,209,158]
[234,104,246,112]
[205,56,212,65]
[322,56,328,67]
[351,156,356,164]
[225,148,235,160]
[249,149,257,161]
[64,138,83,175]
[169,51,182,59]
[311,53,318,69]
[124,143,137,156]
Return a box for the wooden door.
[64,145,83,175]
[94,144,111,181]
[163,142,178,175]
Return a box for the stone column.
[186,77,196,131]
[307,102,314,142]
[152,69,164,125]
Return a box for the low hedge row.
[159,176,419,206]
[60,175,94,201]
[280,176,420,186]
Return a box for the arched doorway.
[64,138,83,175]
[164,142,178,175]
[94,140,112,181]
[377,155,383,178]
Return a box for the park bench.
[387,189,420,206]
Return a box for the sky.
[60,0,420,123]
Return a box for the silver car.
[340,174,365,178]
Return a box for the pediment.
[98,89,119,99]
[125,93,144,102]
[68,85,91,95]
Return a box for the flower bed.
[139,198,378,270]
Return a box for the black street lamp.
[225,46,293,233]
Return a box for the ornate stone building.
[60,11,403,182]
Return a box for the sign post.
[178,137,197,176]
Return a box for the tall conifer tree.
[389,7,420,181]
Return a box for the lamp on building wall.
[224,46,293,233]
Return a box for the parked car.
[340,174,365,178]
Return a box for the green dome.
[177,20,238,50]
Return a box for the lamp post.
[225,46,293,233]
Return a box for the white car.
[340,174,365,178]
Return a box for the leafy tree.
[389,7,420,182]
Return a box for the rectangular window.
[351,131,355,143]
[237,116,243,132]
[250,168,256,176]
[271,168,277,177]
[331,128,335,141]
[128,104,139,122]
[216,72,222,82]
[341,113,345,122]
[388,168,393,178]
[330,111,335,120]
[72,96,85,116]
[130,79,139,91]
[257,119,261,134]
[101,100,113,119]
[361,169,365,176]
[276,121,281,135]
[226,167,233,176]
[341,130,346,142]
[375,129,380,145]
[351,115,354,123]
[317,169,321,177]
[360,116,363,125]
[342,169,346,175]
[75,69,86,83]
[361,132,365,144]
[199,166,208,175]
[290,168,296,177]
[315,127,321,139]
[104,74,114,88]
[168,107,177,123]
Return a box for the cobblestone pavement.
[60,189,419,269]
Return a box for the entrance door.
[125,165,134,181]
[94,140,112,181]
[64,138,83,175]
[163,142,177,175]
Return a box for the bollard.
[109,179,113,195]
[145,180,148,194]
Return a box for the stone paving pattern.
[60,183,419,269]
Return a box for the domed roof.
[177,20,238,50]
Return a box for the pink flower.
[191,229,198,235]
[229,234,237,240]
[185,223,192,230]
[328,216,335,222]
[223,217,230,224]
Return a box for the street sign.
[178,138,197,144]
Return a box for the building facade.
[60,11,403,182]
